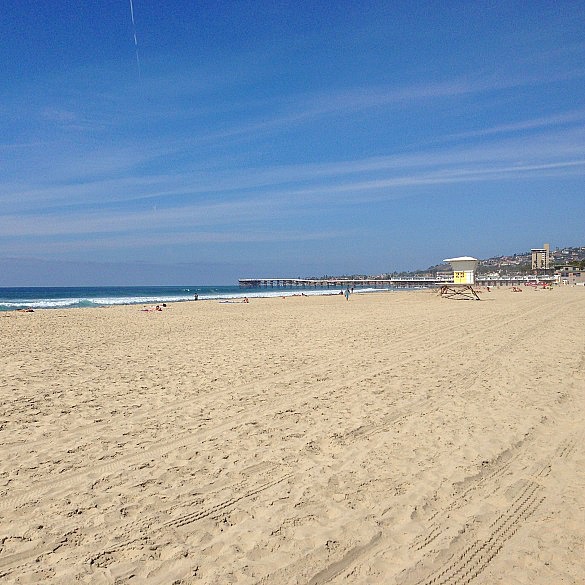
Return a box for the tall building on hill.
[531,243,550,271]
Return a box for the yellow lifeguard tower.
[440,256,481,300]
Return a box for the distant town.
[310,245,585,281]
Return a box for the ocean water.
[0,284,395,311]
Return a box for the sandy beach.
[1,286,584,584]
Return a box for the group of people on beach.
[141,303,167,312]
[219,297,249,304]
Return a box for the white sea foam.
[1,299,82,309]
[0,286,398,311]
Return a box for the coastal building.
[555,265,585,286]
[531,243,550,271]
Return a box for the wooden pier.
[238,276,556,289]
[239,278,433,289]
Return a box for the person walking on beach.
[344,287,350,301]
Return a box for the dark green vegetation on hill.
[311,245,585,280]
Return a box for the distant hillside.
[310,245,585,280]
[423,245,585,276]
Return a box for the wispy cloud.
[2,153,583,244]
[2,118,582,214]
[430,110,585,143]
[2,226,351,258]
[165,69,585,148]
[2,50,583,258]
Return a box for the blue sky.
[1,1,584,285]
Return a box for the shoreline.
[2,280,571,312]
[0,285,406,312]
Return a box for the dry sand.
[1,286,584,584]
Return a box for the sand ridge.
[1,287,584,583]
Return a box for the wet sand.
[1,286,584,584]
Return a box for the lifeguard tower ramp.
[440,256,481,300]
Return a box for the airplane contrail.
[129,0,141,78]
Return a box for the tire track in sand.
[3,301,545,514]
[259,297,585,585]
[2,295,577,580]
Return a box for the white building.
[531,243,550,270]
[443,257,479,284]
